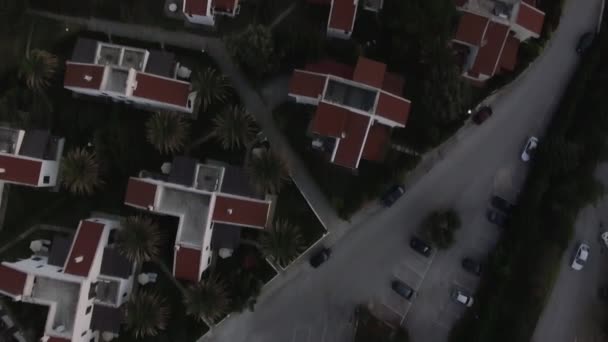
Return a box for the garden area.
[449,12,608,342]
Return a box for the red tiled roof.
[288,71,327,99]
[213,0,238,12]
[125,178,158,209]
[184,0,209,16]
[64,63,104,90]
[499,35,520,72]
[361,122,390,162]
[305,60,354,79]
[516,2,545,36]
[470,21,509,77]
[64,220,105,277]
[212,195,270,228]
[133,73,192,108]
[353,57,387,88]
[0,264,27,296]
[174,246,201,282]
[328,0,357,32]
[311,102,350,137]
[381,72,405,97]
[333,113,370,169]
[454,12,489,46]
[375,93,411,126]
[0,155,42,186]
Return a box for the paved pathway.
[29,10,344,232]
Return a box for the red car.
[472,106,493,125]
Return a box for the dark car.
[310,248,331,268]
[472,106,493,125]
[490,196,515,214]
[462,258,482,276]
[381,184,405,207]
[486,209,508,227]
[410,237,432,257]
[577,32,595,54]
[391,280,415,300]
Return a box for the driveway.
[531,163,608,342]
[200,0,602,341]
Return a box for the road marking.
[320,319,328,342]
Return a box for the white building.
[0,218,136,342]
[64,38,197,114]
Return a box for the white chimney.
[0,168,5,174]
[74,256,84,263]
[227,208,233,215]
[84,75,93,82]
[341,132,347,139]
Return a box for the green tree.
[423,209,461,249]
[60,147,103,195]
[209,105,255,150]
[124,290,170,338]
[18,50,58,92]
[259,220,305,268]
[247,148,289,195]
[192,67,232,113]
[225,24,276,77]
[229,271,263,312]
[145,111,190,154]
[183,275,231,324]
[115,215,161,265]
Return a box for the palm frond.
[259,219,305,268]
[18,49,58,92]
[115,215,161,264]
[145,111,190,154]
[184,275,231,323]
[60,147,102,195]
[209,105,255,150]
[246,148,289,195]
[125,290,170,338]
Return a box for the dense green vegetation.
[450,19,608,342]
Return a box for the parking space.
[290,318,354,342]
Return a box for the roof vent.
[227,208,233,215]
[0,168,5,174]
[74,256,84,263]
[84,75,93,82]
[341,132,347,139]
[147,205,154,211]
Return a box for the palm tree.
[259,220,305,268]
[209,105,255,150]
[183,275,230,324]
[124,290,170,338]
[247,148,289,195]
[145,111,190,154]
[115,215,161,265]
[18,49,58,92]
[192,67,232,113]
[60,147,102,195]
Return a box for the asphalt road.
[201,0,602,341]
[531,163,608,342]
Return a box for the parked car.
[486,209,508,227]
[410,237,432,257]
[521,136,539,162]
[310,248,331,268]
[381,184,405,207]
[462,258,482,276]
[451,289,474,307]
[391,280,415,300]
[472,106,493,125]
[571,243,590,270]
[490,196,515,214]
[577,32,595,54]
[601,231,608,248]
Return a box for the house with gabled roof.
[452,0,545,84]
[288,57,411,169]
[64,38,198,114]
[0,217,135,342]
[308,0,384,39]
[124,156,273,282]
[182,0,241,26]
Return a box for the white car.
[521,136,539,162]
[451,289,474,307]
[601,232,608,248]
[571,243,590,270]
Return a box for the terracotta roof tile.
[0,264,27,297]
[184,0,209,15]
[381,72,405,97]
[125,178,158,209]
[375,92,411,126]
[0,155,42,185]
[516,2,545,36]
[305,60,354,79]
[352,57,387,88]
[174,246,201,282]
[212,195,270,228]
[133,73,192,108]
[288,71,327,99]
[361,122,390,162]
[470,21,509,77]
[454,12,489,46]
[499,35,520,72]
[311,102,350,137]
[333,113,370,168]
[64,63,104,90]
[64,220,105,277]
[328,0,357,32]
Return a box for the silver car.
[571,243,590,270]
[521,136,539,162]
[451,289,474,307]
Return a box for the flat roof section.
[0,265,27,297]
[31,276,80,334]
[64,220,105,277]
[158,188,210,247]
[174,246,201,281]
[311,102,350,138]
[0,155,42,186]
[333,113,370,169]
[352,57,387,89]
[324,79,377,113]
[212,195,270,228]
[329,0,357,32]
[288,71,327,99]
[133,73,192,108]
[125,178,158,209]
[63,63,105,90]
[453,11,489,46]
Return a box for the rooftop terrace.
[158,187,210,247]
[31,277,79,335]
[323,79,378,113]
